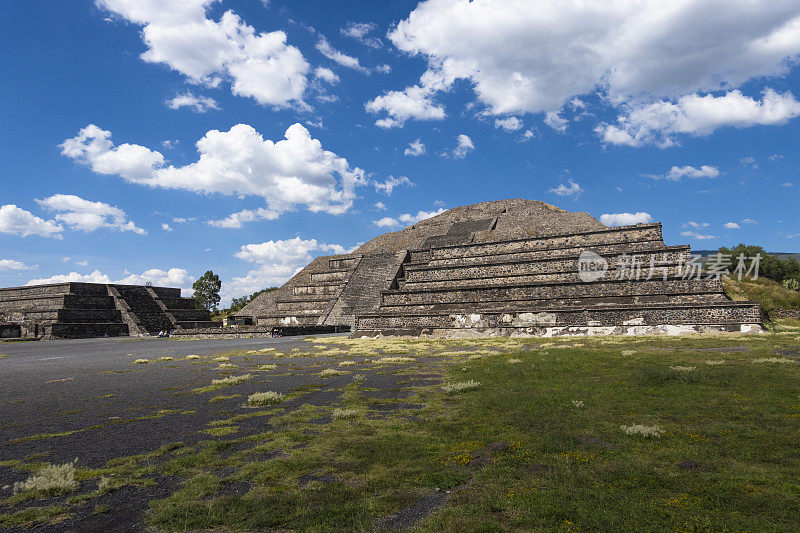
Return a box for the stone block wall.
[0,282,217,339]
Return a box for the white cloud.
[26,267,193,289]
[600,212,653,226]
[316,36,368,73]
[549,179,583,197]
[313,66,339,84]
[377,0,800,129]
[646,164,719,181]
[75,260,90,267]
[681,230,716,240]
[172,216,195,223]
[372,208,447,228]
[117,268,193,288]
[365,83,446,128]
[724,222,741,229]
[741,218,758,224]
[740,156,758,169]
[375,64,392,74]
[782,182,794,187]
[404,138,426,156]
[207,207,279,229]
[544,112,568,133]
[374,175,414,195]
[495,116,523,131]
[449,134,474,159]
[769,154,784,161]
[0,205,63,239]
[97,0,310,108]
[683,221,709,229]
[597,89,800,147]
[166,91,219,112]
[226,237,350,299]
[522,129,536,141]
[374,201,387,211]
[36,194,146,235]
[0,259,36,271]
[341,21,382,48]
[374,216,400,228]
[27,270,112,285]
[61,123,367,219]
[161,223,173,232]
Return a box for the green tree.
[225,287,278,315]
[192,270,222,312]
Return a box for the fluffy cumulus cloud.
[449,134,474,159]
[207,207,279,229]
[26,268,193,288]
[36,194,145,235]
[117,268,193,287]
[313,66,339,85]
[404,138,426,156]
[61,123,368,224]
[724,222,742,229]
[597,89,800,147]
[645,165,720,181]
[166,91,219,112]
[226,237,350,299]
[27,270,113,285]
[373,208,447,228]
[97,0,310,108]
[544,112,568,133]
[370,0,800,138]
[366,81,446,128]
[0,259,36,271]
[600,212,653,226]
[548,179,583,197]
[0,204,63,239]
[374,175,414,195]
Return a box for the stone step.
[409,224,663,261]
[276,300,329,312]
[383,277,724,306]
[378,292,729,314]
[292,284,342,296]
[357,301,762,331]
[403,251,689,282]
[400,265,685,290]
[48,322,130,338]
[310,270,352,283]
[408,243,687,270]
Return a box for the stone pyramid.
[236,199,761,337]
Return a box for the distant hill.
[693,250,800,263]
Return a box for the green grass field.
[3,329,800,531]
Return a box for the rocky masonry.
[0,282,218,339]
[235,199,762,337]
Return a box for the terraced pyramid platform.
[235,199,762,337]
[0,282,219,339]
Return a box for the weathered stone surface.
[0,282,218,339]
[234,199,762,337]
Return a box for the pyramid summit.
[235,199,762,337]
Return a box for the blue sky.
[1,0,799,303]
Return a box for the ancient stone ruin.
[235,199,761,337]
[0,283,218,339]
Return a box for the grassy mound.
[723,276,800,322]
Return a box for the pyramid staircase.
[257,254,364,328]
